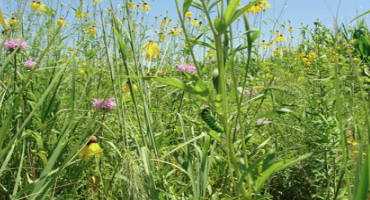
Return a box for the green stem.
[174,0,201,77]
[124,5,158,156]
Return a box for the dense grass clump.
[0,0,369,199]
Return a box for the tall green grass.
[0,0,369,199]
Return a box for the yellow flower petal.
[185,11,193,19]
[247,0,270,14]
[80,143,103,160]
[141,2,151,12]
[144,41,160,60]
[0,9,7,27]
[86,26,97,37]
[57,18,66,28]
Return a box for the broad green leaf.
[189,39,215,49]
[0,139,17,177]
[190,80,209,96]
[163,132,207,159]
[26,66,70,199]
[153,77,186,90]
[214,17,227,33]
[254,153,311,193]
[22,130,45,150]
[224,0,241,26]
[183,0,193,14]
[30,121,73,199]
[231,3,255,25]
[151,77,209,97]
[112,15,126,54]
[248,29,261,43]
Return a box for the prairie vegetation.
[0,0,369,199]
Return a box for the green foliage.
[0,1,368,199]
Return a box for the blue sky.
[149,0,369,27]
[2,0,369,30]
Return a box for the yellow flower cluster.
[0,12,18,31]
[157,16,184,41]
[159,16,183,38]
[298,51,317,66]
[247,0,270,14]
[126,2,151,12]
[184,10,201,28]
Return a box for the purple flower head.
[92,99,104,109]
[176,64,197,74]
[92,98,116,111]
[4,39,28,51]
[102,98,116,110]
[24,58,37,70]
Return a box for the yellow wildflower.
[261,39,272,48]
[272,47,286,57]
[122,83,130,93]
[191,18,201,27]
[169,27,182,36]
[75,10,88,20]
[144,41,160,60]
[0,9,7,27]
[57,17,66,28]
[274,33,285,43]
[122,81,138,93]
[141,2,151,13]
[93,0,102,5]
[247,0,270,14]
[8,17,18,27]
[160,17,171,27]
[86,26,97,37]
[80,136,103,160]
[31,1,48,13]
[31,1,40,10]
[127,2,137,10]
[185,11,193,19]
